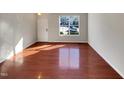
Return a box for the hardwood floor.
[0,42,122,79]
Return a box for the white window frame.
[59,16,80,36]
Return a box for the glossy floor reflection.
[0,43,122,79]
[59,48,79,69]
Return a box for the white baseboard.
[88,42,124,78]
[23,41,36,49]
[38,41,88,43]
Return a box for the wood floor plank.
[0,42,122,79]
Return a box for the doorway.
[37,13,48,42]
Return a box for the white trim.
[23,41,36,49]
[48,41,88,43]
[0,58,7,63]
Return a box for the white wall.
[48,13,88,42]
[88,13,124,77]
[0,13,37,63]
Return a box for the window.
[59,16,79,36]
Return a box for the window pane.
[60,16,69,26]
[69,25,79,35]
[60,25,69,36]
[70,16,79,26]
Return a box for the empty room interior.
[0,13,123,79]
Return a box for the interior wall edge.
[88,42,124,78]
[0,41,36,63]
